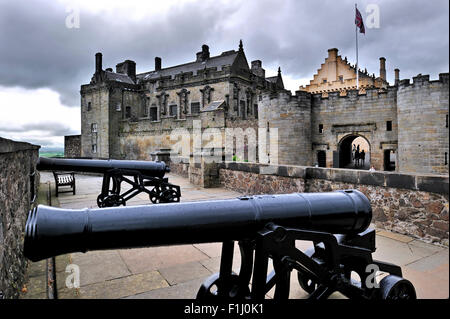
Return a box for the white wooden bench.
[52,171,76,197]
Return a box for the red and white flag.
[355,7,365,34]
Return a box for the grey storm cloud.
[0,121,77,136]
[0,0,448,107]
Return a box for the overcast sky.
[0,0,448,148]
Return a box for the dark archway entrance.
[317,151,326,167]
[337,135,370,170]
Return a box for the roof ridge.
[137,50,238,77]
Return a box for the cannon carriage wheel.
[97,193,126,207]
[378,275,416,300]
[196,272,251,300]
[149,185,181,204]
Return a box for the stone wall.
[64,135,81,158]
[397,73,449,175]
[258,90,312,166]
[0,137,40,298]
[218,162,449,245]
[170,159,189,178]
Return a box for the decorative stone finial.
[239,39,243,52]
[278,67,281,76]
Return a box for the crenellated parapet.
[398,72,449,90]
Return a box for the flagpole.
[355,3,359,90]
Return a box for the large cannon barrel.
[36,157,169,177]
[24,190,372,262]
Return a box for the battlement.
[309,85,397,104]
[262,89,312,106]
[398,72,449,89]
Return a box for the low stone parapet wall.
[218,162,449,245]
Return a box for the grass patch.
[39,152,64,158]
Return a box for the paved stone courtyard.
[21,172,448,299]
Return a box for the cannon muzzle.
[36,157,170,177]
[24,190,371,262]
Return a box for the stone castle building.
[80,41,283,162]
[78,42,449,175]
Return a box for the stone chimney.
[327,48,338,82]
[155,57,162,71]
[394,68,400,85]
[196,45,210,62]
[251,60,265,78]
[379,57,386,81]
[116,60,136,82]
[327,48,338,61]
[95,52,102,73]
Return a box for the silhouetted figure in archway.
[361,150,365,166]
[354,150,360,168]
[352,144,356,161]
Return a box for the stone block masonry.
[0,137,40,298]
[218,162,448,245]
[64,135,81,158]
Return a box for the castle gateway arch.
[334,134,371,170]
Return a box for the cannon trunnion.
[36,157,181,207]
[23,190,416,300]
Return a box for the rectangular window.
[323,79,327,84]
[386,121,392,131]
[170,104,177,117]
[150,107,158,121]
[191,102,200,114]
[116,102,121,111]
[446,114,448,128]
[319,124,323,134]
[240,100,246,119]
[339,76,344,83]
[92,144,97,153]
[91,123,97,133]
[254,104,258,119]
[87,102,92,111]
[125,106,131,119]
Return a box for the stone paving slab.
[59,270,169,299]
[119,245,210,275]
[60,251,131,287]
[20,275,48,299]
[35,171,449,299]
[372,235,444,266]
[124,277,206,299]
[159,261,212,285]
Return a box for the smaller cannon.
[36,157,181,207]
[24,190,416,300]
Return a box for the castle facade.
[79,42,449,175]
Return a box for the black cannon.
[23,190,416,300]
[36,157,181,207]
